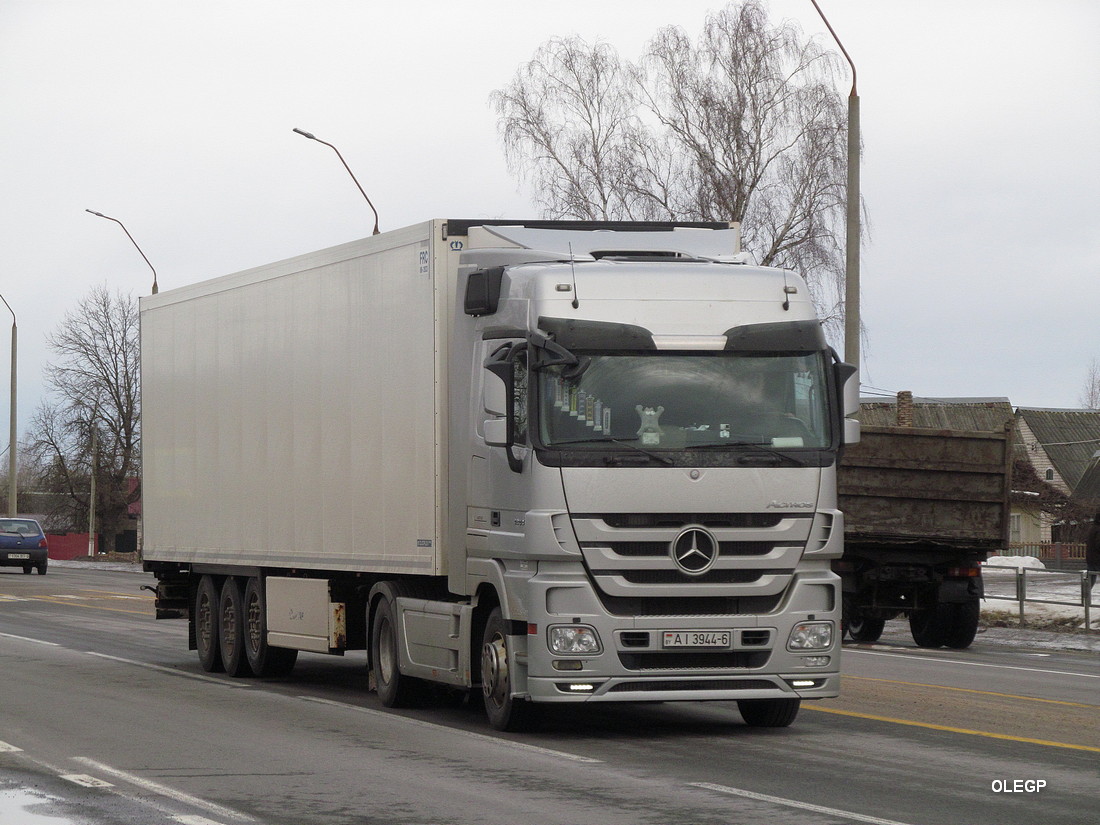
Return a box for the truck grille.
[618,651,770,670]
[571,513,811,605]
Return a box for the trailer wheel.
[908,605,948,648]
[943,600,981,649]
[219,577,252,677]
[481,607,534,732]
[371,594,425,708]
[847,615,886,643]
[195,575,224,673]
[737,698,801,727]
[243,577,298,677]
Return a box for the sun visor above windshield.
[539,316,656,350]
[723,320,826,352]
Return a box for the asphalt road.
[1,564,1096,825]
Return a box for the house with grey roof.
[1015,408,1100,542]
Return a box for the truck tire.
[481,607,534,732]
[371,593,426,708]
[908,605,948,648]
[943,600,981,649]
[737,698,800,727]
[195,575,224,673]
[243,577,298,677]
[847,615,886,643]
[219,577,252,677]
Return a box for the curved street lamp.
[85,210,159,295]
[811,0,860,371]
[293,128,381,235]
[0,293,14,517]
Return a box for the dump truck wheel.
[909,605,948,648]
[847,615,886,643]
[943,600,981,649]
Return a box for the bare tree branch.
[492,0,856,337]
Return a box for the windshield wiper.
[689,440,805,466]
[544,436,675,465]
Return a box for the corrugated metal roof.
[857,398,1015,432]
[1075,453,1100,506]
[1015,408,1100,492]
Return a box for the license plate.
[663,630,732,648]
[7,553,29,560]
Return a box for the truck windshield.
[538,352,830,451]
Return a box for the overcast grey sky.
[1,0,1097,449]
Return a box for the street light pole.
[293,128,381,235]
[811,0,860,371]
[0,294,15,517]
[85,210,159,295]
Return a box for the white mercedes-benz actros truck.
[141,219,860,730]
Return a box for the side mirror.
[834,360,861,445]
[483,342,524,472]
[484,368,508,417]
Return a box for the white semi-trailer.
[141,219,860,730]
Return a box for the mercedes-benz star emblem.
[671,527,719,576]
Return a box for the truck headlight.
[548,625,602,655]
[787,621,833,651]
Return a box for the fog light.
[787,621,833,651]
[791,679,817,688]
[549,625,602,655]
[568,683,595,692]
[552,659,584,671]
[802,656,830,667]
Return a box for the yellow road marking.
[1,594,152,616]
[844,674,1100,710]
[804,705,1100,753]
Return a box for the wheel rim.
[482,632,509,710]
[197,592,214,651]
[246,590,263,655]
[223,595,238,659]
[378,616,397,687]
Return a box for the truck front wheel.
[481,607,533,732]
[737,698,800,727]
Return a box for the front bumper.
[513,563,841,704]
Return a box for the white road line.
[72,758,255,822]
[85,652,255,688]
[61,773,115,788]
[691,782,918,825]
[299,696,604,764]
[0,740,24,752]
[0,632,60,646]
[174,817,232,825]
[845,648,1100,679]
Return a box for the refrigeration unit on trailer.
[142,218,860,730]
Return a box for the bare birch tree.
[26,285,140,550]
[1082,358,1100,409]
[492,0,852,331]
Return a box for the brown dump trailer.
[836,417,1013,648]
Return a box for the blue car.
[0,518,48,575]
